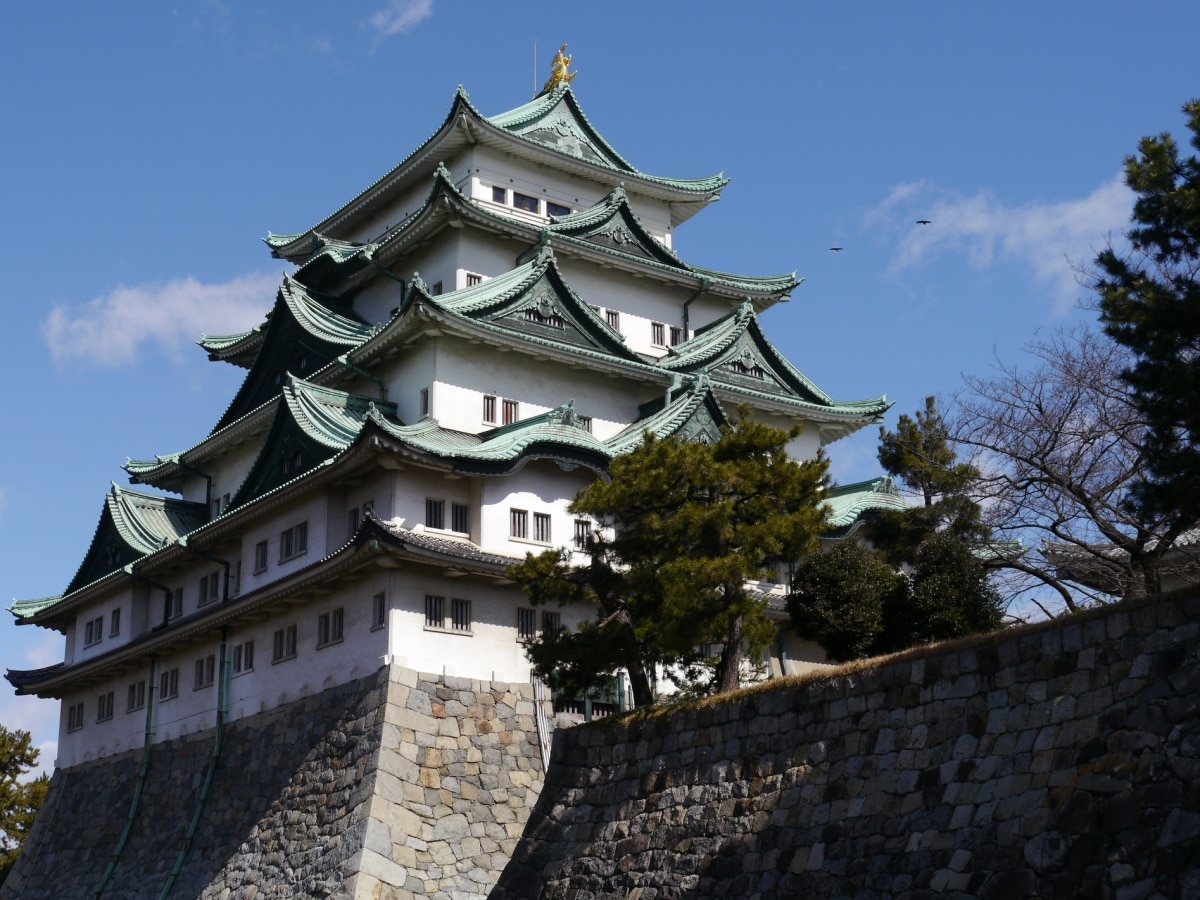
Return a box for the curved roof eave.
[267,86,728,258]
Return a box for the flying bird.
[916,219,931,225]
[829,246,843,252]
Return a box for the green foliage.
[1095,99,1200,524]
[791,397,1005,662]
[871,396,988,566]
[0,725,48,886]
[508,417,830,699]
[787,540,901,662]
[789,535,1004,663]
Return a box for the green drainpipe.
[91,656,157,898]
[158,627,228,898]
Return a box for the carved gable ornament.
[526,111,607,167]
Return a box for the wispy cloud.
[368,0,433,43]
[43,271,279,368]
[868,173,1133,312]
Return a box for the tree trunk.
[717,613,744,693]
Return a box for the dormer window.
[730,360,766,379]
[524,308,564,328]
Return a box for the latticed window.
[651,322,666,346]
[272,626,297,663]
[160,667,179,700]
[451,598,471,633]
[502,399,519,425]
[280,522,307,562]
[542,611,561,635]
[194,654,215,689]
[574,519,590,550]
[127,680,145,712]
[510,509,528,539]
[517,608,536,641]
[96,691,115,723]
[534,512,552,543]
[483,394,497,424]
[425,595,445,629]
[426,498,445,530]
[233,640,254,674]
[605,309,620,330]
[466,272,483,287]
[67,703,84,732]
[451,502,469,533]
[670,326,683,346]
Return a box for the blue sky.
[2,2,1198,767]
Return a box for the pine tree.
[509,419,829,699]
[870,396,987,566]
[0,725,48,886]
[1095,99,1200,526]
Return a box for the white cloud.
[0,634,69,775]
[869,174,1133,313]
[43,271,280,368]
[368,0,433,41]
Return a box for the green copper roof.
[661,301,891,420]
[267,85,727,261]
[823,476,909,529]
[486,84,728,195]
[210,276,376,433]
[9,596,63,622]
[607,377,728,455]
[64,485,208,595]
[199,325,266,369]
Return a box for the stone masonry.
[494,589,1200,899]
[3,666,549,899]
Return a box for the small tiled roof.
[822,476,909,529]
[63,485,208,596]
[9,596,62,622]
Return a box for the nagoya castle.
[4,49,897,898]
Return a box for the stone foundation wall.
[3,666,548,899]
[494,591,1200,899]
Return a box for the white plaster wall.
[429,338,662,436]
[477,460,596,556]
[377,340,435,426]
[391,467,471,532]
[238,495,330,598]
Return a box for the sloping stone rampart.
[494,590,1200,899]
[3,666,548,899]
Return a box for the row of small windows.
[516,608,561,642]
[650,322,684,348]
[82,609,121,647]
[424,595,471,633]
[491,185,570,218]
[511,511,593,548]
[70,597,387,732]
[426,498,469,534]
[253,520,308,575]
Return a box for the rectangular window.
[425,595,445,629]
[254,540,268,573]
[431,281,443,296]
[232,560,242,596]
[280,522,308,562]
[605,309,620,330]
[574,519,590,550]
[670,326,684,346]
[168,589,183,620]
[651,322,666,346]
[512,191,539,213]
[194,654,216,690]
[83,615,104,647]
[534,512,552,543]
[465,272,483,287]
[272,625,297,663]
[160,667,180,701]
[483,394,497,424]
[96,691,115,723]
[199,570,220,606]
[317,608,344,648]
[451,502,469,534]
[233,640,255,674]
[426,498,445,530]
[420,387,430,418]
[542,611,561,635]
[546,201,571,217]
[510,509,528,540]
[451,598,471,633]
[492,185,506,204]
[502,399,519,425]
[67,702,85,732]
[372,593,387,630]
[212,496,222,518]
[127,680,146,713]
[578,415,593,434]
[517,607,536,642]
[110,608,121,637]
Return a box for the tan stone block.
[459,781,478,802]
[438,717,461,738]
[429,841,458,865]
[392,666,419,688]
[392,707,439,735]
[420,768,441,789]
[423,747,443,768]
[392,843,418,868]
